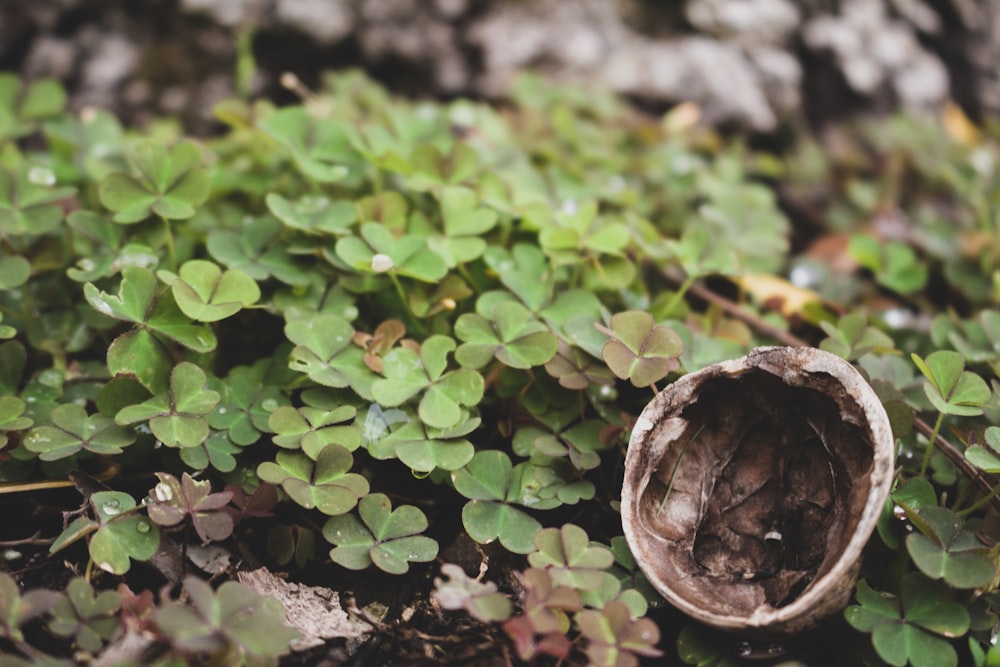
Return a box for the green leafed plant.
[322,492,438,574]
[433,563,513,622]
[146,472,235,544]
[454,300,559,370]
[47,578,120,654]
[155,576,299,663]
[576,600,663,667]
[115,362,221,448]
[903,504,996,589]
[159,259,261,322]
[596,310,683,388]
[845,575,970,667]
[98,140,210,223]
[257,444,369,515]
[451,450,542,554]
[24,403,135,460]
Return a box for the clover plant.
[2,60,1000,667]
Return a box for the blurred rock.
[1,0,999,132]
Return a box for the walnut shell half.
[621,346,894,635]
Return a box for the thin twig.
[661,268,1000,510]
[0,532,53,547]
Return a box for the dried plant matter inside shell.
[621,347,894,635]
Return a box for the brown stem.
[661,267,1000,509]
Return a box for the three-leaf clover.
[269,404,361,458]
[576,600,663,667]
[322,493,438,574]
[0,73,66,141]
[159,260,260,322]
[207,215,310,286]
[335,222,448,283]
[285,313,378,399]
[527,524,615,591]
[366,412,477,472]
[258,106,355,182]
[904,505,996,589]
[426,186,497,267]
[911,350,991,416]
[85,266,216,391]
[434,563,512,622]
[155,576,299,661]
[455,300,558,370]
[596,311,683,387]
[50,491,160,575]
[371,335,484,430]
[451,450,542,554]
[0,164,76,236]
[24,403,136,460]
[99,140,210,222]
[257,444,369,515]
[845,575,970,667]
[147,472,235,544]
[115,362,221,448]
[544,340,616,390]
[820,311,896,361]
[48,578,121,654]
[208,357,292,446]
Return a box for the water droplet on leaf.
[27,166,56,186]
[102,498,122,516]
[136,520,151,533]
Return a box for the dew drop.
[154,482,173,502]
[102,498,122,516]
[217,407,227,415]
[27,166,56,186]
[136,520,151,533]
[735,641,753,658]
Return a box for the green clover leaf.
[903,505,996,589]
[115,362,221,448]
[543,340,616,390]
[845,575,969,667]
[597,311,683,387]
[0,73,66,143]
[850,234,928,295]
[451,450,542,554]
[99,140,210,223]
[335,222,448,283]
[911,350,991,416]
[155,576,299,660]
[207,357,292,446]
[86,491,160,575]
[206,215,311,286]
[0,395,32,449]
[426,186,497,267]
[819,311,896,361]
[48,578,121,654]
[159,259,260,322]
[322,493,438,574]
[85,266,216,391]
[527,524,615,591]
[269,404,361,458]
[371,335,484,430]
[406,142,480,191]
[577,600,663,667]
[23,403,135,460]
[0,164,75,236]
[965,426,1000,473]
[285,313,378,399]
[258,106,355,183]
[257,444,369,516]
[455,300,558,370]
[367,412,477,472]
[266,192,357,235]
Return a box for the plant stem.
[162,216,177,272]
[663,274,696,316]
[919,411,945,477]
[957,483,1000,517]
[388,272,426,334]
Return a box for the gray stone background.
[1,0,997,134]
